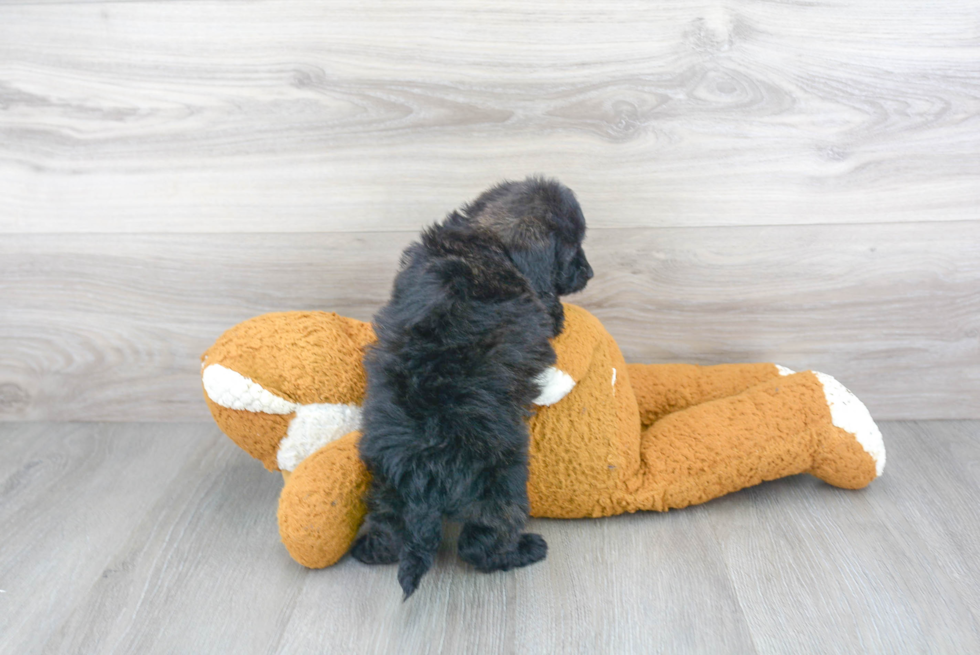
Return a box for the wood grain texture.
[2,222,977,422]
[1,1,978,232]
[45,426,306,655]
[704,423,980,653]
[0,423,213,654]
[2,421,978,654]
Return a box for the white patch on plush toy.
[611,367,617,387]
[814,371,886,477]
[277,403,364,471]
[776,365,795,376]
[532,367,576,406]
[202,364,298,415]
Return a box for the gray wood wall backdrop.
[1,1,978,421]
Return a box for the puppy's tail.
[397,507,442,600]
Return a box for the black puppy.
[351,176,593,599]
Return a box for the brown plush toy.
[201,304,885,569]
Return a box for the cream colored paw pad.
[814,372,886,477]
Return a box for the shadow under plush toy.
[201,303,885,569]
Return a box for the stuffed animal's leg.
[626,363,790,430]
[629,371,885,513]
[277,431,371,568]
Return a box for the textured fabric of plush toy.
[277,431,370,568]
[632,371,878,513]
[201,303,884,569]
[203,311,373,406]
[202,311,372,470]
[523,304,642,518]
[628,362,786,430]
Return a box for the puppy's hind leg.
[351,481,404,565]
[350,512,402,565]
[457,462,547,573]
[397,503,443,600]
[457,523,547,573]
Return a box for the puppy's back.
[361,218,555,462]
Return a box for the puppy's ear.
[509,234,565,336]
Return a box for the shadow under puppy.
[352,176,593,598]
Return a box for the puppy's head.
[464,176,592,333]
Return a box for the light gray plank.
[708,421,980,653]
[0,423,213,655]
[2,222,978,422]
[515,511,757,654]
[1,1,978,232]
[0,231,403,422]
[275,513,757,655]
[3,421,979,654]
[582,222,980,422]
[871,422,980,626]
[43,426,306,655]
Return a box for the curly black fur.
[351,176,592,599]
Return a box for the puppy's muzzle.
[562,255,593,295]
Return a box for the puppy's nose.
[584,263,594,280]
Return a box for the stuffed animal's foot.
[277,431,371,568]
[630,370,885,512]
[808,371,885,489]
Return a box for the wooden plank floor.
[2,421,978,654]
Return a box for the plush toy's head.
[201,311,374,471]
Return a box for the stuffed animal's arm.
[530,303,612,407]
